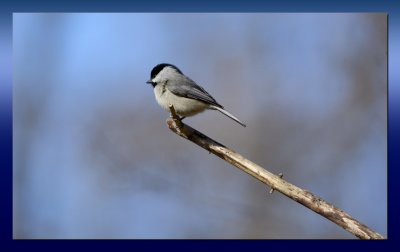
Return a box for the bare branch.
[166,105,384,239]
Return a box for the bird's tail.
[210,105,246,127]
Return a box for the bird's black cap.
[150,63,183,80]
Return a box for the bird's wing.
[167,76,223,108]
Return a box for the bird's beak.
[146,80,153,84]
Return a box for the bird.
[146,63,246,127]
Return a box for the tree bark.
[166,105,384,239]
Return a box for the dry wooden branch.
[166,105,384,240]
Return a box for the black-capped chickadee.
[146,63,246,127]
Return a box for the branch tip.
[167,104,184,131]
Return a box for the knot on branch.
[269,173,284,194]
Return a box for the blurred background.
[13,13,387,239]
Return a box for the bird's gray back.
[167,74,223,108]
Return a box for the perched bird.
[146,63,246,127]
